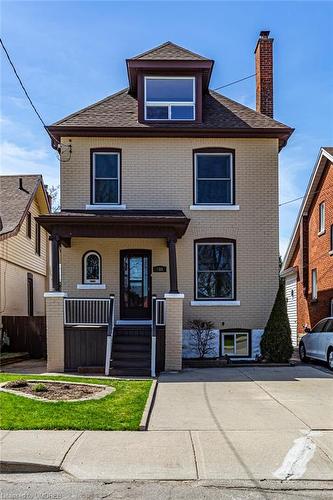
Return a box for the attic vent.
[18,178,29,194]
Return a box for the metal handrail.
[104,295,115,376]
[151,295,157,378]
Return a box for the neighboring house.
[281,147,333,345]
[0,175,50,320]
[38,32,293,375]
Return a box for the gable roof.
[129,41,210,61]
[0,175,50,240]
[281,147,333,272]
[48,88,293,147]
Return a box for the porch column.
[164,292,184,371]
[167,237,178,293]
[50,234,61,292]
[44,292,67,372]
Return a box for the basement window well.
[220,330,250,357]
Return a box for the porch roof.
[37,209,190,240]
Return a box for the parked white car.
[299,317,333,371]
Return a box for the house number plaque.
[153,266,167,272]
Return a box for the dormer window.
[144,77,195,120]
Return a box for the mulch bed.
[4,380,104,401]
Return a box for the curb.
[139,379,158,431]
[0,461,60,474]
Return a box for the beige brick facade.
[164,295,184,370]
[60,136,279,331]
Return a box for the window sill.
[190,300,240,306]
[190,205,240,211]
[329,250,333,256]
[77,284,106,290]
[85,204,126,210]
[318,230,325,236]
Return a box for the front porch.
[38,210,190,376]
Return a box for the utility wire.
[0,37,62,148]
[279,196,304,207]
[213,73,256,91]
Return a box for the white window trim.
[77,284,106,290]
[144,76,196,121]
[191,300,240,306]
[318,202,325,234]
[83,251,101,284]
[221,332,249,356]
[195,242,235,301]
[194,152,233,206]
[92,152,120,205]
[86,204,126,210]
[190,205,239,211]
[311,268,318,300]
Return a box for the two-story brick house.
[281,147,333,345]
[38,32,293,375]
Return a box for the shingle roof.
[129,41,210,61]
[0,175,47,238]
[50,88,290,130]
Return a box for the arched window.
[83,251,101,284]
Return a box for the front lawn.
[0,374,152,431]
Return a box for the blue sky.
[1,1,332,256]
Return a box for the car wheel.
[299,342,308,363]
[327,349,333,371]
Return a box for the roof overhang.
[47,125,293,151]
[126,59,214,96]
[36,209,190,240]
[281,147,333,272]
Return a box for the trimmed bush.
[33,383,48,393]
[260,281,293,363]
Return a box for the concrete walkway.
[1,366,333,481]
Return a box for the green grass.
[0,374,152,431]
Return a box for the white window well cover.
[144,77,195,121]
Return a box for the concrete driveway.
[148,365,333,481]
[149,365,333,431]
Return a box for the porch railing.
[155,298,166,326]
[151,296,166,377]
[64,298,111,326]
[104,295,115,376]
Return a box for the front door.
[120,250,152,320]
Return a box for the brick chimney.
[255,30,273,118]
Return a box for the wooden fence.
[2,316,46,358]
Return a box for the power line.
[279,196,304,207]
[213,73,256,91]
[0,37,63,149]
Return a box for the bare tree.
[188,319,216,359]
[48,185,60,212]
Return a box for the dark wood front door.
[120,250,152,320]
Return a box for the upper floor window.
[144,77,195,121]
[311,268,317,300]
[83,251,101,284]
[26,212,31,239]
[195,240,235,300]
[319,202,325,234]
[92,152,120,205]
[330,224,333,252]
[35,221,41,256]
[194,152,233,205]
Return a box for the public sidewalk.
[1,427,333,481]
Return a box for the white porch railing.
[64,298,111,326]
[155,298,166,326]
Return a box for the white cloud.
[0,140,59,186]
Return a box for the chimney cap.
[260,30,270,38]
